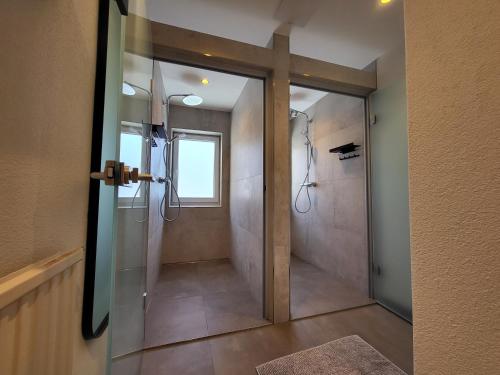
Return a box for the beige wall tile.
[229,79,265,307]
[162,106,232,263]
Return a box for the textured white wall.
[405,1,500,373]
[0,0,98,277]
[0,0,108,374]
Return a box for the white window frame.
[118,121,147,208]
[170,128,222,207]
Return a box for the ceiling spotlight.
[379,0,392,4]
[303,73,311,77]
[122,82,136,96]
[203,53,212,57]
[201,78,209,85]
[182,95,203,106]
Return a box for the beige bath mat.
[256,335,406,375]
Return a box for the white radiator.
[0,249,84,375]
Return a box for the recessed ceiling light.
[201,78,209,85]
[379,0,392,4]
[203,53,212,57]
[183,95,203,106]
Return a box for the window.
[171,130,221,207]
[118,122,146,207]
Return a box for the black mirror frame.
[82,0,129,341]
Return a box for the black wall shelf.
[329,142,361,160]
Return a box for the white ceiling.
[159,62,249,112]
[290,85,329,112]
[123,52,152,98]
[135,0,404,69]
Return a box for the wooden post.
[269,32,291,323]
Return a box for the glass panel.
[177,139,216,198]
[118,133,143,198]
[111,69,152,357]
[110,1,154,372]
[370,45,412,321]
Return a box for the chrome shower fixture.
[160,94,202,223]
[289,108,312,123]
[291,107,316,214]
[164,94,203,133]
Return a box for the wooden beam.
[290,54,377,96]
[269,33,291,323]
[124,14,153,58]
[150,20,274,75]
[126,16,377,95]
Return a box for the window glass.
[177,139,216,198]
[171,130,221,206]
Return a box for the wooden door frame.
[125,16,377,323]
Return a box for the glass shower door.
[369,45,412,321]
[110,1,154,373]
[84,1,154,373]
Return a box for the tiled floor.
[112,304,413,375]
[144,259,269,347]
[290,255,374,319]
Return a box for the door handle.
[90,160,154,186]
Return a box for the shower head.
[290,108,312,123]
[166,94,203,107]
[182,95,203,106]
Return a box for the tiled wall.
[229,79,265,306]
[162,105,231,263]
[291,92,368,294]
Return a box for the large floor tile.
[153,263,202,299]
[145,259,268,346]
[112,352,143,375]
[141,341,214,375]
[204,290,269,335]
[196,259,248,295]
[290,255,374,319]
[145,295,208,347]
